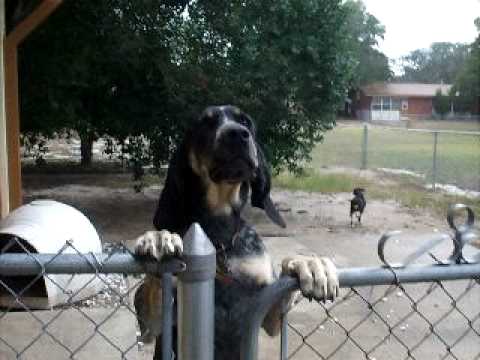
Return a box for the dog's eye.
[237,117,251,129]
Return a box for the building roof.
[361,83,452,98]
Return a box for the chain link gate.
[0,222,216,360]
[0,241,183,359]
[241,204,480,360]
[240,263,480,360]
[0,205,478,360]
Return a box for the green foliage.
[399,42,470,83]
[21,134,48,166]
[19,0,186,166]
[433,90,451,118]
[170,0,354,171]
[343,0,392,87]
[19,0,388,173]
[451,18,480,114]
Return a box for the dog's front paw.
[134,230,183,260]
[281,255,339,302]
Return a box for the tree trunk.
[80,133,94,166]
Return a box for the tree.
[451,18,480,114]
[19,0,186,166]
[433,89,450,119]
[399,42,470,83]
[19,0,363,173]
[342,0,392,87]
[163,0,355,171]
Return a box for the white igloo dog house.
[0,200,104,309]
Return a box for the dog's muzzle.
[210,126,258,183]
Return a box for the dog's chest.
[192,215,275,347]
[213,225,275,352]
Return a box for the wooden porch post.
[4,0,62,212]
[0,0,9,218]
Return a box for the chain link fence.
[0,207,479,360]
[279,275,479,360]
[313,123,480,193]
[242,204,480,360]
[0,237,185,360]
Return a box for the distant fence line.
[338,123,480,191]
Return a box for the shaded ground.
[22,172,458,266]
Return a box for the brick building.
[353,82,452,121]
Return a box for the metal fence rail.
[240,264,480,360]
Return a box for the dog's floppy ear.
[250,145,286,228]
[153,141,190,233]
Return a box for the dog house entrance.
[0,234,48,308]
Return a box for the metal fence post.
[162,272,174,360]
[432,131,438,192]
[177,223,216,360]
[280,299,289,360]
[361,124,368,170]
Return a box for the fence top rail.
[0,253,186,275]
[240,261,480,359]
[338,123,480,136]
[1,252,479,282]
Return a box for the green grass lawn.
[275,122,480,217]
[311,126,480,191]
[407,120,480,132]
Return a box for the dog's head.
[353,188,365,196]
[188,105,259,184]
[154,105,286,231]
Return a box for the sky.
[362,0,480,62]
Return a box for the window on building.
[372,96,403,111]
[381,96,391,110]
[372,96,382,111]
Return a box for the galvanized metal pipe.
[339,263,480,287]
[0,253,185,275]
[241,262,480,360]
[361,124,368,170]
[432,131,438,192]
[177,223,216,360]
[162,272,174,360]
[280,299,289,360]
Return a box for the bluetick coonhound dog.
[134,105,339,359]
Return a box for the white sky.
[362,0,480,61]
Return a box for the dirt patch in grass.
[274,167,480,219]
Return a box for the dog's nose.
[226,128,250,143]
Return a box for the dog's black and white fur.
[350,187,366,227]
[134,105,339,359]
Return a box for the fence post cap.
[179,223,216,282]
[183,223,215,256]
